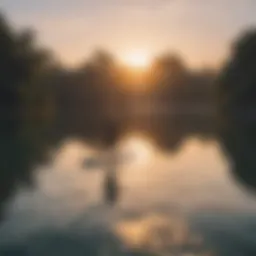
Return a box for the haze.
[1,0,256,68]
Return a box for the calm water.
[0,132,256,255]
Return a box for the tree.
[0,13,54,115]
[0,13,55,219]
[218,29,256,190]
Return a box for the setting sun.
[121,51,150,68]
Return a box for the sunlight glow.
[121,50,150,68]
[118,133,155,165]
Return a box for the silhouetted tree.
[149,53,215,113]
[0,13,53,115]
[0,13,55,219]
[218,29,256,190]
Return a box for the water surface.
[1,134,256,255]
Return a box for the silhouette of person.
[104,171,119,205]
[102,121,120,205]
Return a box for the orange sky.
[1,0,256,68]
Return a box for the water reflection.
[115,214,209,255]
[1,136,256,255]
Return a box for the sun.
[121,50,150,68]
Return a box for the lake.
[0,126,256,256]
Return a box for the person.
[102,121,120,206]
[104,170,119,206]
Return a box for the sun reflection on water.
[115,213,213,255]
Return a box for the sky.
[1,0,256,68]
